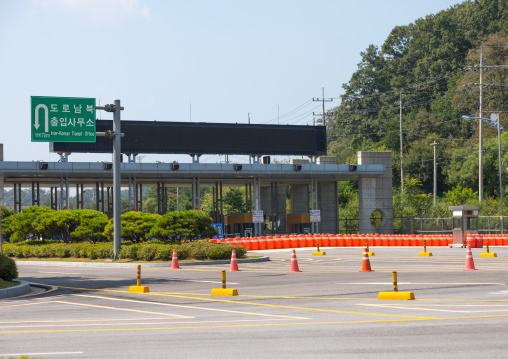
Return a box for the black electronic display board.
[50,120,327,156]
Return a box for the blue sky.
[0,0,462,163]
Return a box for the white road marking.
[72,294,309,319]
[0,352,83,356]
[359,303,508,313]
[342,282,505,285]
[168,279,239,284]
[40,271,81,275]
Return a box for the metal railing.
[338,216,413,234]
[412,216,506,235]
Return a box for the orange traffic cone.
[171,249,181,269]
[359,247,373,272]
[288,249,301,272]
[229,249,240,272]
[463,245,477,271]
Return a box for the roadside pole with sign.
[310,210,321,234]
[31,96,96,142]
[31,96,124,259]
[252,210,264,236]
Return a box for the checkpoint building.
[0,120,394,235]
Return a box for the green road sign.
[31,96,96,142]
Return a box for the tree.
[104,211,160,242]
[3,206,55,243]
[68,210,109,243]
[148,210,217,241]
[201,187,246,216]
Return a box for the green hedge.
[2,241,246,262]
[0,254,18,281]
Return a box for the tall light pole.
[431,141,438,205]
[400,92,404,192]
[479,47,484,202]
[493,113,504,234]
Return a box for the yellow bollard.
[313,242,326,255]
[129,265,150,293]
[366,242,375,256]
[378,271,415,300]
[211,270,238,296]
[480,241,497,257]
[419,239,432,256]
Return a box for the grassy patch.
[0,280,21,289]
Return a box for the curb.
[15,256,270,268]
[0,280,31,299]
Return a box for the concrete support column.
[136,183,143,212]
[290,184,309,215]
[318,181,338,234]
[261,184,286,235]
[253,177,261,236]
[192,177,200,210]
[76,184,84,209]
[358,151,393,234]
[96,182,104,213]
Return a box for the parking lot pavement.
[3,247,508,358]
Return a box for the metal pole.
[431,142,438,205]
[400,92,404,192]
[322,87,325,126]
[479,47,484,202]
[113,99,122,259]
[497,114,504,234]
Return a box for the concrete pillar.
[318,181,338,233]
[261,184,287,234]
[290,184,309,214]
[358,151,393,234]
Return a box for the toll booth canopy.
[449,205,480,245]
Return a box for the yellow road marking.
[358,303,508,313]
[56,285,432,319]
[146,292,435,319]
[71,294,309,320]
[2,314,508,334]
[0,318,294,330]
[53,300,193,318]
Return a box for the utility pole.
[400,92,404,192]
[431,141,438,205]
[479,47,484,202]
[494,113,504,234]
[464,46,508,202]
[312,87,333,126]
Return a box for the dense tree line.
[330,0,508,219]
[1,206,217,243]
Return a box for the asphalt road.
[2,246,508,359]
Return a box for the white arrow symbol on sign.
[34,104,49,132]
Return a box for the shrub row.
[3,241,246,262]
